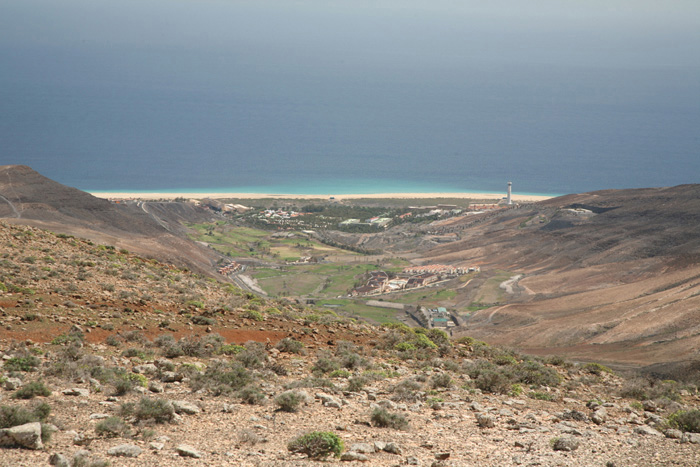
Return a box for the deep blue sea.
[1,1,699,196]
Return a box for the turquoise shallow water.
[89,178,559,197]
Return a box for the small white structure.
[506,181,513,205]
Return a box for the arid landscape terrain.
[1,165,700,466]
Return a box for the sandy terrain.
[89,191,554,202]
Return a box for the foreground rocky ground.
[1,222,700,466]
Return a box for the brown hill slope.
[0,165,220,275]
[423,185,700,367]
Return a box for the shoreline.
[89,191,556,202]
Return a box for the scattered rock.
[682,433,700,444]
[49,453,71,467]
[161,371,183,383]
[341,452,369,462]
[62,387,89,397]
[134,363,158,375]
[633,426,663,437]
[3,377,22,391]
[107,444,142,458]
[435,452,451,460]
[176,444,203,458]
[476,413,495,428]
[591,407,607,425]
[149,381,164,393]
[384,442,402,454]
[552,435,580,452]
[0,422,43,449]
[349,443,375,454]
[172,400,201,414]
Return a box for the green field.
[314,299,403,324]
[252,263,384,298]
[187,223,353,261]
[388,288,457,306]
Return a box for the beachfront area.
[89,191,554,202]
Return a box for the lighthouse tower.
[506,182,513,205]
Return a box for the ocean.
[1,0,699,196]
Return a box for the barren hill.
[0,165,220,275]
[423,185,700,369]
[1,221,699,466]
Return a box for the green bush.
[235,342,267,369]
[346,376,369,392]
[668,409,700,433]
[275,390,305,412]
[243,309,264,321]
[190,361,253,396]
[431,373,453,389]
[514,361,561,387]
[120,398,174,424]
[275,338,305,354]
[95,416,132,438]
[12,381,51,399]
[530,391,555,401]
[582,362,613,375]
[392,378,423,402]
[238,385,266,405]
[474,368,513,395]
[312,357,340,375]
[371,408,409,430]
[288,431,344,459]
[0,402,51,428]
[4,356,41,372]
[218,344,245,355]
[191,315,216,326]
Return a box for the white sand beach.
[89,191,555,202]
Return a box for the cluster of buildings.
[349,264,477,296]
[402,265,478,275]
[218,261,242,275]
[339,217,392,228]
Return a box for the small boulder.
[552,436,580,452]
[62,388,89,397]
[176,444,203,458]
[476,413,495,428]
[591,408,607,425]
[133,364,158,375]
[148,381,164,393]
[4,377,22,391]
[349,443,375,454]
[107,444,142,458]
[384,442,402,455]
[172,400,201,415]
[0,422,43,450]
[341,452,369,462]
[48,453,71,467]
[633,426,663,437]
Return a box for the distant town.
[350,264,480,297]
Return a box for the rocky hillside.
[420,185,700,369]
[0,165,221,276]
[1,221,700,466]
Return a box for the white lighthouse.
[506,181,513,205]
